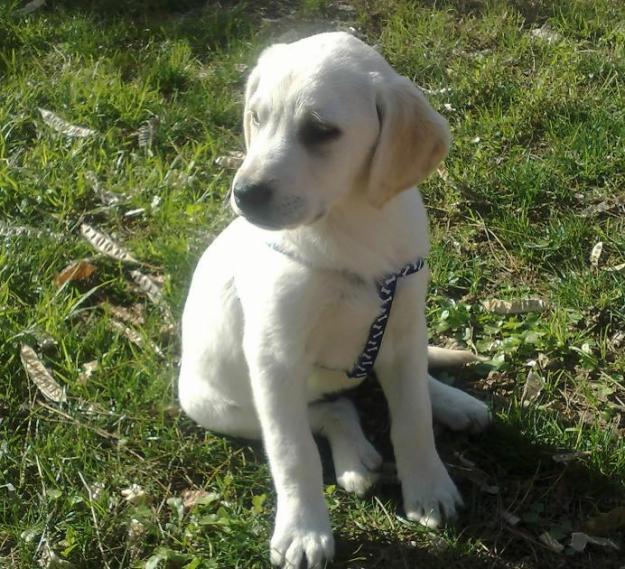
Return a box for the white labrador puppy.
[179,32,491,568]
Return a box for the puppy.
[179,32,491,568]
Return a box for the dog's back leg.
[178,368,262,440]
[309,397,382,496]
[428,375,491,433]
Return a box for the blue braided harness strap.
[346,258,425,379]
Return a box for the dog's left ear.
[366,73,450,208]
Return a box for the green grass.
[1,0,624,567]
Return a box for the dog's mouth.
[238,212,286,231]
[231,192,322,231]
[238,207,327,231]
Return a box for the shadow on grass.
[8,0,353,62]
[321,374,624,569]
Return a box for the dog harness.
[346,258,425,379]
[266,242,425,379]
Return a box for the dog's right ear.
[243,66,260,150]
[243,44,287,150]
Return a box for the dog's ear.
[366,73,450,208]
[243,66,260,150]
[243,44,288,150]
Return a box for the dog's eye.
[299,119,342,146]
[249,110,260,127]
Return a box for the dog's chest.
[307,275,391,373]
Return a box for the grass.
[1,0,624,567]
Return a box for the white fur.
[179,32,491,568]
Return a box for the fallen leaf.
[181,489,219,509]
[130,270,163,304]
[85,172,124,207]
[606,262,625,273]
[102,303,145,326]
[81,480,105,501]
[137,116,160,148]
[590,241,603,268]
[80,223,138,263]
[77,360,98,385]
[38,108,95,138]
[127,518,146,543]
[123,208,145,219]
[521,369,544,406]
[121,484,148,505]
[109,320,143,346]
[421,86,452,95]
[580,196,625,217]
[0,222,62,240]
[54,260,96,287]
[608,331,625,350]
[109,320,163,357]
[214,151,245,170]
[531,24,561,43]
[482,298,547,314]
[569,532,620,553]
[129,270,174,324]
[552,451,591,464]
[15,0,45,15]
[539,531,564,553]
[436,165,450,182]
[584,506,625,536]
[20,344,66,403]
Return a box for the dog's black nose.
[233,181,273,211]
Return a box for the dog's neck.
[270,188,430,281]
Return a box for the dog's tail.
[427,346,484,369]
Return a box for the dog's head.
[231,32,450,230]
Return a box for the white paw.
[334,440,383,496]
[403,459,463,528]
[432,388,492,433]
[271,508,334,568]
[337,468,379,496]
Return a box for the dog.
[179,31,491,568]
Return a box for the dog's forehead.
[253,52,376,118]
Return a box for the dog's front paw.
[403,459,463,529]
[271,507,334,568]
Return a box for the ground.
[1,0,624,568]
